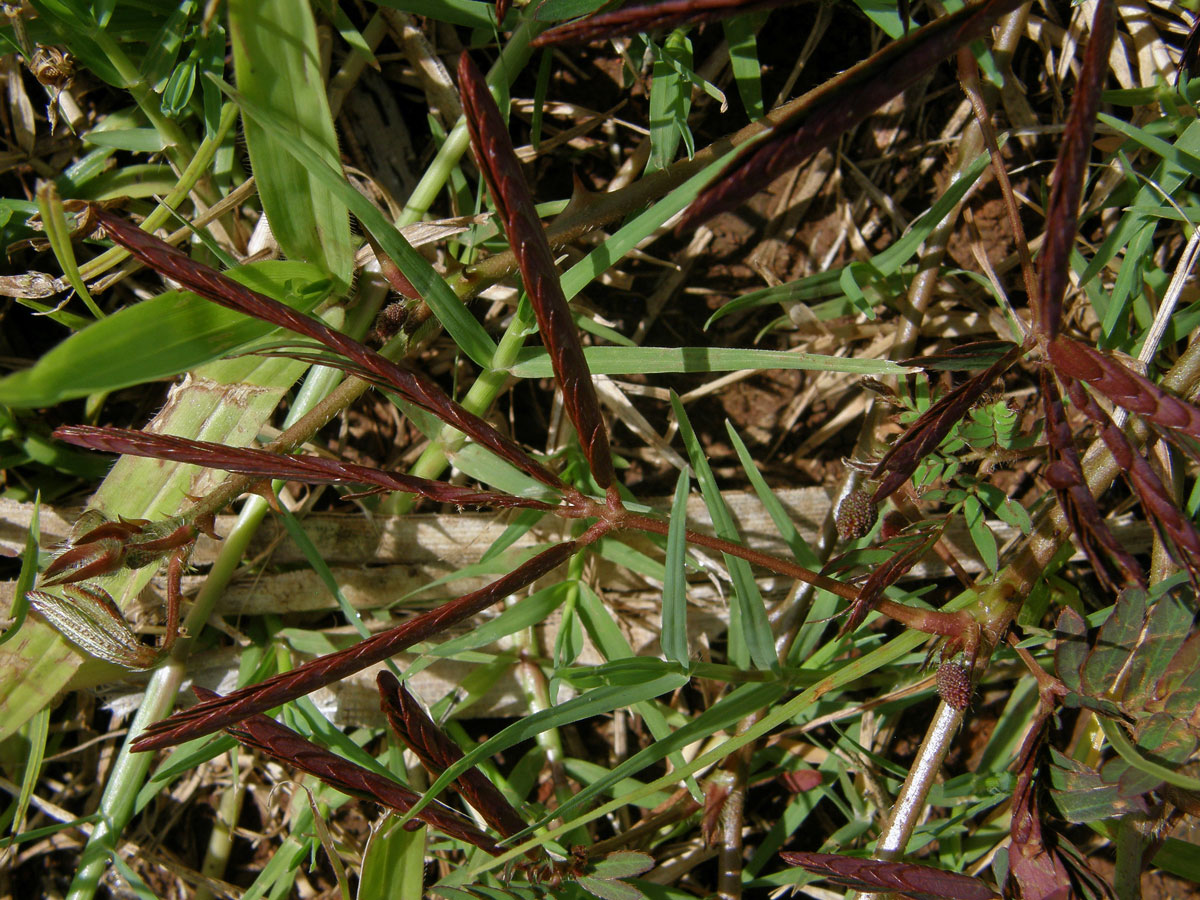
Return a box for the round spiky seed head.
[836,489,878,541]
[936,662,972,710]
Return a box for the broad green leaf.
[1126,592,1194,709]
[591,851,655,879]
[963,495,998,573]
[1081,589,1146,698]
[533,0,607,20]
[83,128,166,152]
[229,0,354,288]
[576,876,644,900]
[359,816,425,900]
[1100,716,1200,792]
[0,261,331,407]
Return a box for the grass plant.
[2,1,1200,898]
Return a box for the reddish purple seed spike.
[676,0,1027,232]
[457,52,616,492]
[91,208,566,494]
[1036,0,1116,340]
[131,541,578,751]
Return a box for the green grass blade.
[724,13,765,120]
[560,150,737,301]
[662,468,691,667]
[35,182,102,318]
[229,0,354,288]
[509,346,913,377]
[397,674,688,831]
[11,706,50,840]
[647,31,693,173]
[671,392,777,671]
[726,422,820,569]
[0,495,38,646]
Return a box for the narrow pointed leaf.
[458,52,615,489]
[670,394,776,670]
[228,0,353,287]
[661,468,691,667]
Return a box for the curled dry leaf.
[458,52,616,490]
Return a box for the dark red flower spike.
[458,52,618,497]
